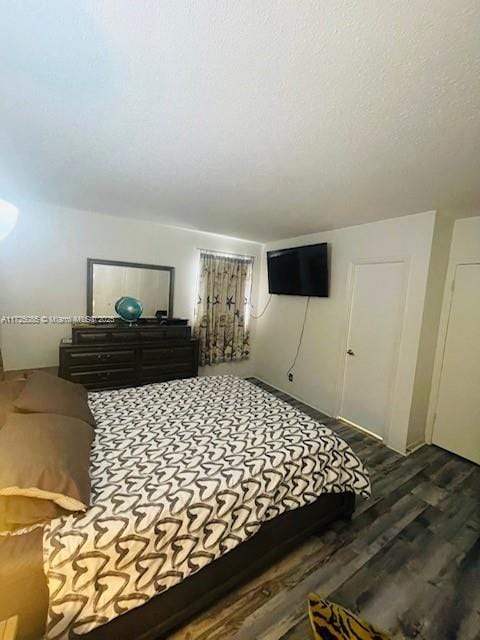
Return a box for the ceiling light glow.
[0,199,19,240]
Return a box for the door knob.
[347,349,355,356]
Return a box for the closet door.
[433,263,480,464]
[339,261,405,439]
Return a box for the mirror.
[87,259,174,318]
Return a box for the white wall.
[255,211,437,453]
[0,203,262,375]
[426,215,480,443]
[407,212,454,448]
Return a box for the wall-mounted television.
[267,242,329,297]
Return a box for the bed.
[1,376,370,640]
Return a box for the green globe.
[115,296,143,323]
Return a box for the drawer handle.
[99,372,111,379]
[97,354,112,360]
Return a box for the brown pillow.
[0,413,93,513]
[0,379,26,429]
[0,496,69,533]
[18,370,87,398]
[14,371,94,426]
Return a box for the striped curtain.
[193,252,253,366]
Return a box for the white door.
[433,263,480,464]
[340,261,405,439]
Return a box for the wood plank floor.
[171,378,480,640]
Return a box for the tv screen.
[267,243,329,297]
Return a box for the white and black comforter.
[43,376,370,638]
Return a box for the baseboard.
[251,376,333,420]
[4,366,57,379]
[334,416,409,455]
[406,440,427,454]
[336,416,383,441]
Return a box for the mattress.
[2,376,370,640]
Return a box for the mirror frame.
[86,258,175,318]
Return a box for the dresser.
[59,322,199,390]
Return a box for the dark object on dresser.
[59,323,199,390]
[71,492,355,640]
[155,309,168,322]
[159,316,189,325]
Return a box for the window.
[193,251,253,366]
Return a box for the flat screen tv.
[267,242,329,297]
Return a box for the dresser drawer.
[68,367,136,386]
[142,345,193,364]
[75,330,133,344]
[65,349,136,366]
[138,326,190,341]
[73,326,190,344]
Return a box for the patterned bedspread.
[43,376,370,639]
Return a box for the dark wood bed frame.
[72,492,354,640]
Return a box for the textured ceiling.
[0,0,479,242]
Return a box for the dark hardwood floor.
[171,378,480,640]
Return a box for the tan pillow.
[0,413,93,513]
[0,379,26,429]
[14,371,94,426]
[0,496,69,533]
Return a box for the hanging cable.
[250,294,273,320]
[287,297,310,375]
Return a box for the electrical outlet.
[288,373,293,382]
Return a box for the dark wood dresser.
[59,322,199,390]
